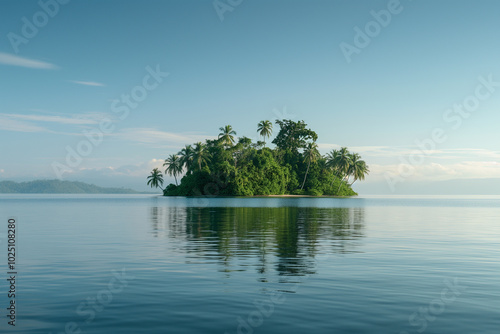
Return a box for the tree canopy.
[272,119,318,153]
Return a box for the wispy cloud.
[318,143,404,157]
[76,159,166,178]
[0,112,109,134]
[1,113,98,125]
[317,143,500,161]
[0,115,49,133]
[116,128,215,145]
[69,80,105,87]
[366,161,500,183]
[0,52,58,70]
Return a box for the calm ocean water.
[0,195,498,333]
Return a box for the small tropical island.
[147,119,369,197]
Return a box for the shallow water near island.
[0,194,499,333]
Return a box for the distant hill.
[0,180,146,194]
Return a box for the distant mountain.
[0,180,148,194]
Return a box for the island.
[147,119,369,197]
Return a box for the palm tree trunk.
[300,160,311,190]
[174,175,178,186]
[349,174,358,186]
[336,180,342,194]
[331,171,339,187]
[336,174,346,194]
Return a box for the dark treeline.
[147,119,369,196]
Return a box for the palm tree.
[163,154,183,186]
[147,168,164,190]
[300,142,320,190]
[336,147,351,193]
[257,120,273,146]
[192,142,210,171]
[348,153,369,186]
[325,149,341,186]
[178,144,194,173]
[218,125,237,148]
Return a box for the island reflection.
[150,206,365,277]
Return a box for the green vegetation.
[150,119,369,197]
[0,180,143,194]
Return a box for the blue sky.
[1,0,500,193]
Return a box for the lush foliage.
[148,120,369,197]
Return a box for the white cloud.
[0,115,49,133]
[116,128,215,145]
[364,161,500,184]
[1,113,98,125]
[63,159,165,178]
[114,159,165,177]
[69,80,105,87]
[443,148,500,160]
[315,144,500,185]
[318,143,500,161]
[0,52,58,70]
[318,143,413,158]
[0,112,110,134]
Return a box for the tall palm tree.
[257,120,273,146]
[325,149,341,186]
[147,168,164,190]
[348,153,369,186]
[218,125,237,148]
[336,147,352,193]
[300,142,320,190]
[163,154,183,186]
[178,144,194,173]
[192,142,210,171]
[346,153,360,184]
